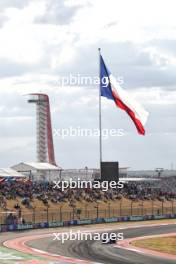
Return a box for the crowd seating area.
[0,177,176,225]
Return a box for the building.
[11,162,60,181]
[60,169,94,181]
[0,168,25,179]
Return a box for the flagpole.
[98,48,102,179]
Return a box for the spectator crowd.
[0,177,176,225]
[0,177,175,211]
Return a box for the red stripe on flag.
[112,90,145,135]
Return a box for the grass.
[132,236,176,255]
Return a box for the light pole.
[33,206,36,224]
[46,204,49,222]
[59,169,62,181]
[119,200,122,216]
[141,201,144,216]
[85,204,88,218]
[161,200,164,215]
[155,168,164,178]
[152,199,154,215]
[131,201,133,216]
[95,202,99,219]
[171,200,174,214]
[60,205,63,222]
[85,166,88,179]
[108,202,111,218]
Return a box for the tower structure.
[28,93,56,166]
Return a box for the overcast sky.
[0,0,176,170]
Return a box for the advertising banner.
[104,217,118,223]
[63,221,72,226]
[8,224,17,231]
[1,225,8,232]
[39,222,48,228]
[48,221,64,228]
[17,224,33,230]
[77,219,92,225]
[0,213,175,233]
[129,215,144,221]
[154,215,166,220]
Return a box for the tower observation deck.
[28,93,56,166]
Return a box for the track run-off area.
[0,219,176,264]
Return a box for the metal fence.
[1,200,176,225]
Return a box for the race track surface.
[26,224,176,264]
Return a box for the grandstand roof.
[0,168,25,178]
[119,177,159,182]
[11,162,60,171]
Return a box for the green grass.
[132,236,176,255]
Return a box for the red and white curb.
[3,222,176,263]
[3,233,102,264]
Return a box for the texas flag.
[100,54,149,135]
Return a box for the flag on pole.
[100,54,149,135]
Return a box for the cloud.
[0,12,8,27]
[0,58,36,78]
[35,0,81,25]
[0,0,31,28]
[0,0,30,10]
[50,40,176,90]
[0,53,55,78]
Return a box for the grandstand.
[0,176,176,226]
[128,169,176,178]
[11,162,60,181]
[0,168,25,179]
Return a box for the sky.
[0,0,176,170]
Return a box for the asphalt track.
[25,224,176,264]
